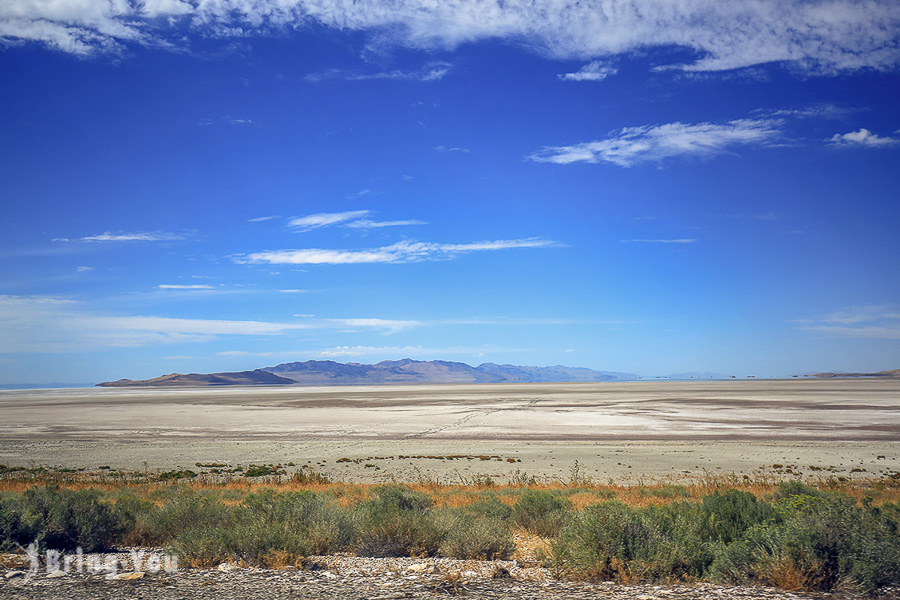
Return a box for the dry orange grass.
[1,470,898,507]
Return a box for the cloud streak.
[529,119,781,167]
[797,305,900,339]
[288,210,424,231]
[234,238,560,265]
[54,231,185,242]
[558,61,617,81]
[2,1,897,75]
[0,295,312,352]
[621,239,698,244]
[304,61,452,82]
[157,284,214,290]
[288,210,372,231]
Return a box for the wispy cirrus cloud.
[157,284,214,290]
[288,210,425,231]
[53,231,186,242]
[288,210,372,231]
[528,119,781,167]
[234,238,560,265]
[828,128,899,147]
[763,102,859,120]
[2,1,897,76]
[314,344,530,358]
[796,305,900,339]
[434,145,470,153]
[620,239,697,244]
[304,61,452,82]
[0,295,311,353]
[343,219,427,229]
[558,61,617,81]
[327,318,423,334]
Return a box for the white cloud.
[434,145,470,153]
[528,119,781,167]
[287,209,423,231]
[157,284,214,289]
[343,219,427,228]
[797,305,900,339]
[249,215,280,222]
[56,231,185,242]
[327,318,423,333]
[2,1,897,75]
[234,238,559,265]
[0,295,312,353]
[314,344,528,358]
[199,116,256,126]
[278,289,307,293]
[304,61,452,82]
[75,266,94,273]
[558,61,617,81]
[288,210,371,231]
[620,239,697,243]
[766,103,857,119]
[828,128,899,147]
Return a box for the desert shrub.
[461,494,513,521]
[550,500,650,581]
[1,486,124,552]
[0,494,32,551]
[127,489,229,546]
[170,489,356,566]
[112,493,155,535]
[239,489,355,555]
[879,501,900,529]
[552,495,779,584]
[512,489,571,537]
[701,489,778,544]
[438,512,515,560]
[773,480,821,500]
[710,495,900,594]
[354,485,441,557]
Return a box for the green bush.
[0,486,124,552]
[438,512,515,559]
[127,489,229,546]
[701,489,778,544]
[355,485,440,557]
[551,500,714,582]
[512,489,571,537]
[170,489,356,566]
[461,494,513,521]
[710,495,900,593]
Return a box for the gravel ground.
[2,550,884,600]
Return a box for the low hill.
[97,370,295,387]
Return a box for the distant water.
[0,383,96,390]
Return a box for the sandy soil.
[0,379,897,484]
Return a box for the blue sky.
[1,1,899,383]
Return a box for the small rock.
[217,562,238,572]
[46,570,68,578]
[111,571,145,581]
[405,563,438,574]
[320,570,337,579]
[4,570,28,579]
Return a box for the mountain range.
[92,360,900,388]
[97,359,639,387]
